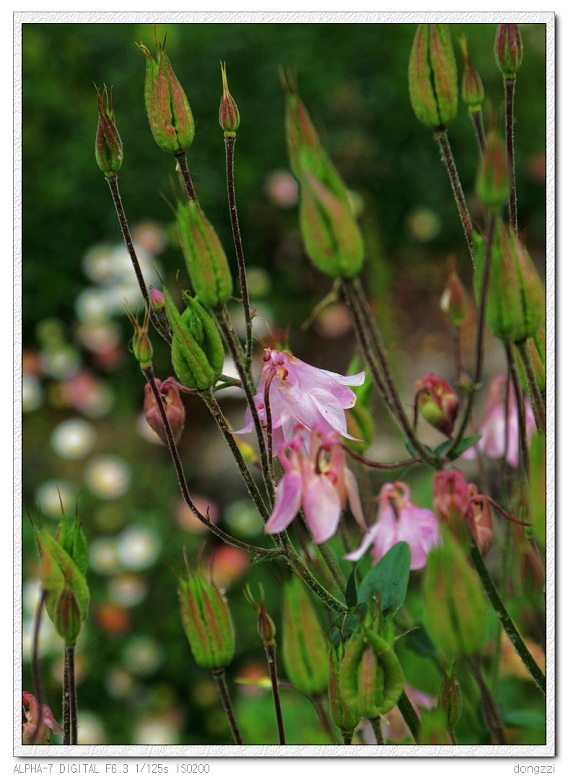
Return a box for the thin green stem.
[435,128,476,264]
[397,690,420,743]
[225,136,254,370]
[369,715,384,745]
[265,644,286,745]
[318,542,347,592]
[211,669,243,745]
[469,538,546,695]
[312,695,340,744]
[505,78,519,236]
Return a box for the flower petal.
[303,474,342,544]
[265,471,303,535]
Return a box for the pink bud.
[433,469,470,526]
[415,373,459,437]
[149,286,166,312]
[467,484,493,556]
[144,377,185,445]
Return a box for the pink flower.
[345,481,440,570]
[265,428,365,544]
[22,692,63,745]
[237,348,365,451]
[462,375,536,468]
[144,376,186,445]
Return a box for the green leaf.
[502,709,546,729]
[402,623,438,657]
[434,440,454,457]
[403,438,434,458]
[345,565,359,609]
[449,434,481,459]
[357,541,411,616]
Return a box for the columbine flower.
[462,375,536,468]
[265,428,365,544]
[144,376,186,445]
[345,481,440,570]
[22,692,63,745]
[237,348,365,450]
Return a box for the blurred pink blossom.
[345,481,440,570]
[265,428,365,544]
[22,692,62,745]
[462,375,536,468]
[237,348,365,451]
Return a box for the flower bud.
[176,200,233,309]
[219,62,240,137]
[138,41,195,153]
[282,73,365,279]
[144,377,185,445]
[245,585,277,647]
[466,485,494,556]
[474,222,545,343]
[338,625,404,719]
[409,24,458,129]
[53,586,82,647]
[163,287,225,391]
[414,374,459,437]
[516,329,546,393]
[126,303,153,370]
[149,286,166,312]
[95,85,123,177]
[281,577,329,696]
[299,170,365,279]
[459,37,485,112]
[178,560,235,671]
[476,130,509,211]
[495,24,523,79]
[328,646,360,736]
[433,469,470,526]
[440,259,469,327]
[423,529,487,659]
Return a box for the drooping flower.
[345,482,440,570]
[237,348,365,451]
[22,692,63,745]
[265,428,365,544]
[462,374,536,468]
[143,376,186,445]
[414,373,459,437]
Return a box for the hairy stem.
[517,339,546,433]
[211,669,243,745]
[505,78,519,236]
[174,150,198,203]
[225,136,254,370]
[63,646,77,745]
[265,644,286,745]
[470,110,487,155]
[435,128,476,265]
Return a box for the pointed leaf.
[357,541,411,616]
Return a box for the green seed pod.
[438,672,462,730]
[95,85,123,177]
[475,130,509,212]
[409,24,458,129]
[281,577,329,696]
[328,646,360,735]
[459,37,485,113]
[163,287,224,391]
[219,62,240,138]
[282,72,365,279]
[54,586,82,647]
[474,222,545,344]
[176,200,233,309]
[422,529,487,659]
[338,626,404,718]
[138,41,195,153]
[495,24,523,80]
[178,563,235,671]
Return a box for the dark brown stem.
[505,78,518,236]
[174,150,198,203]
[450,214,497,458]
[265,644,286,744]
[106,174,170,343]
[142,367,280,557]
[342,445,420,472]
[467,655,508,745]
[369,715,384,745]
[225,136,253,369]
[470,110,487,155]
[435,128,476,265]
[211,669,243,745]
[63,646,77,745]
